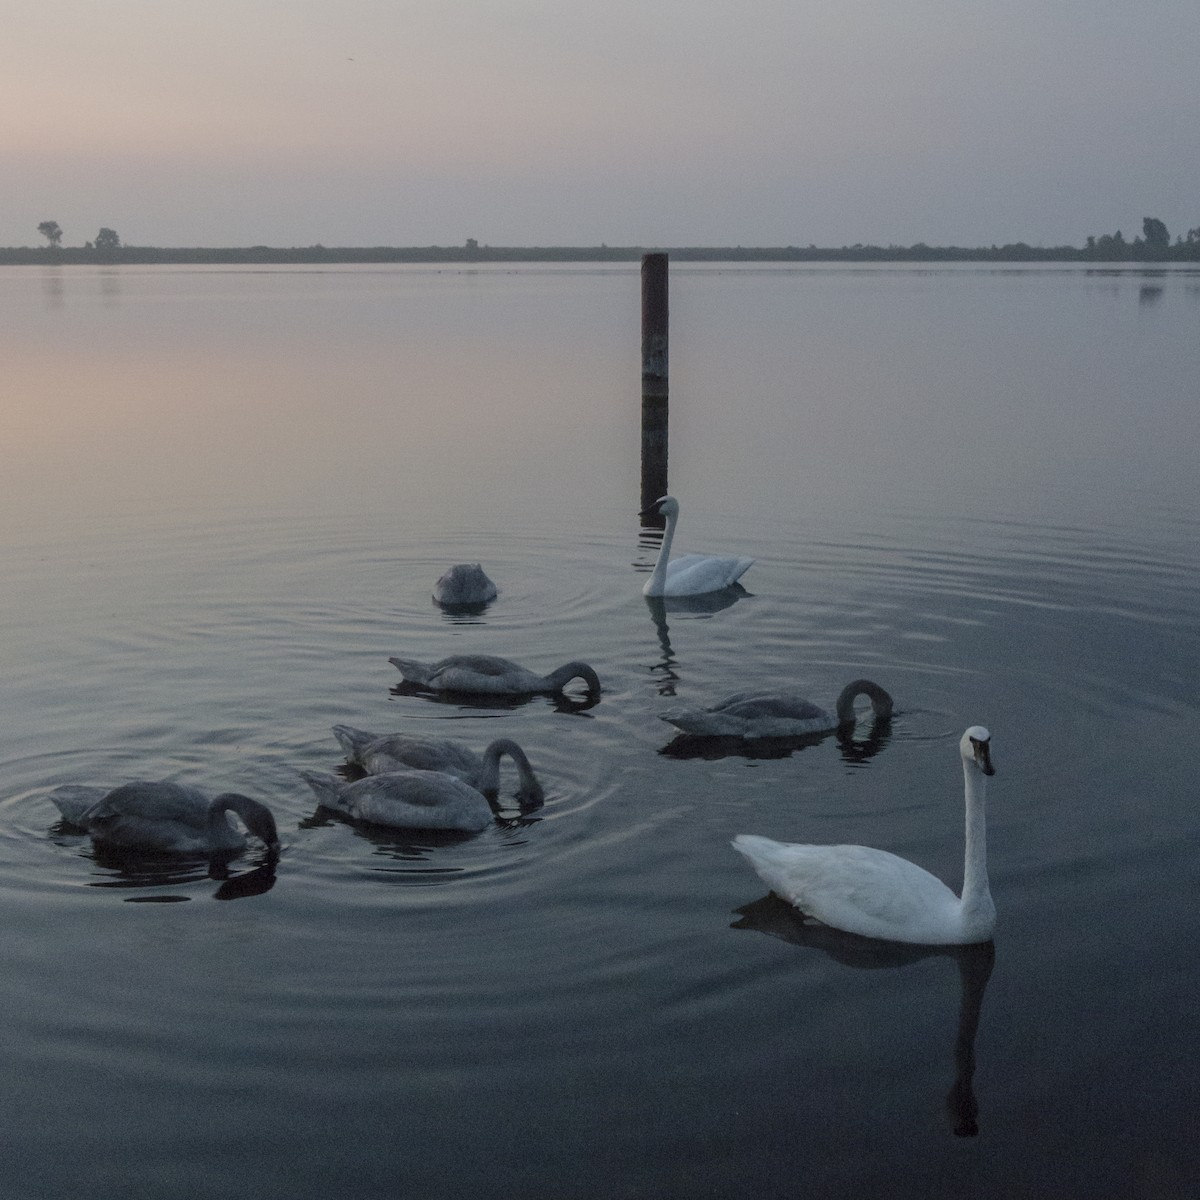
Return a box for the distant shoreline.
[3,243,1199,265]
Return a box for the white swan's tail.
[331,725,378,761]
[731,834,795,885]
[388,657,432,685]
[730,556,755,584]
[47,784,108,827]
[732,833,783,859]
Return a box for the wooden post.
[641,252,668,515]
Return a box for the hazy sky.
[5,0,1198,248]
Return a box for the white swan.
[732,727,996,945]
[48,781,280,855]
[332,725,544,803]
[300,769,494,833]
[662,679,893,738]
[389,654,601,697]
[433,563,497,607]
[640,495,754,597]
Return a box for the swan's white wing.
[664,553,719,574]
[733,835,963,944]
[662,554,754,596]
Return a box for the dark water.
[1,264,1197,1198]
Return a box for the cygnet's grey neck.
[834,679,894,724]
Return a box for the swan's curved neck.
[646,507,678,594]
[479,739,544,803]
[213,793,280,851]
[960,765,991,924]
[834,679,894,724]
[949,941,994,1135]
[546,662,601,695]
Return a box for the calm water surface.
[1,263,1197,1198]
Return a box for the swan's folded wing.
[717,692,829,721]
[734,838,960,942]
[437,654,520,676]
[346,771,492,831]
[665,553,720,573]
[363,735,479,778]
[663,691,833,737]
[665,554,754,595]
[90,781,211,829]
[429,655,540,693]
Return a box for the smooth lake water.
[1,263,1198,1199]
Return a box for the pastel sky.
[4,0,1198,248]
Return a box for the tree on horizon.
[37,220,63,248]
[1141,217,1169,254]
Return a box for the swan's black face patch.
[970,736,996,777]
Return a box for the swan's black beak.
[972,738,996,776]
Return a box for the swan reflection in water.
[643,588,750,698]
[660,713,893,765]
[64,837,279,902]
[389,678,601,715]
[732,893,995,1136]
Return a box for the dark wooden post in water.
[641,252,669,515]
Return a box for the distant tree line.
[1082,216,1200,261]
[7,216,1200,264]
[28,222,122,259]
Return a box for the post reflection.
[40,267,64,310]
[642,587,750,698]
[732,893,995,1137]
[389,679,599,714]
[98,268,122,306]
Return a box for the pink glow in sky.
[4,0,1199,248]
